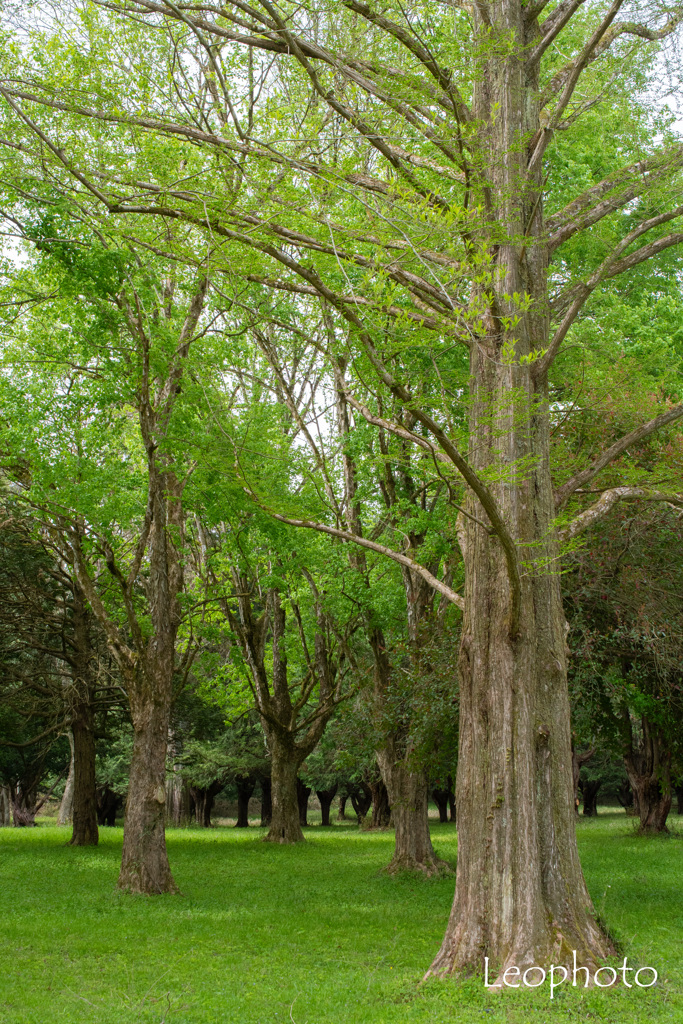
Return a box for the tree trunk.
[235,776,256,827]
[580,780,601,817]
[296,778,311,827]
[624,717,672,834]
[264,737,304,843]
[0,785,10,826]
[316,785,337,826]
[350,782,372,824]
[337,793,348,820]
[369,777,391,829]
[69,703,99,846]
[430,4,611,976]
[118,692,176,893]
[380,756,446,875]
[166,774,191,826]
[259,775,272,827]
[58,731,75,825]
[432,788,450,824]
[676,784,683,815]
[447,778,456,823]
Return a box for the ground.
[0,810,680,1023]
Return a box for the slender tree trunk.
[432,788,450,824]
[264,737,304,843]
[58,731,75,826]
[69,704,99,846]
[316,785,337,826]
[447,778,456,823]
[676,784,683,815]
[0,785,11,826]
[235,776,256,827]
[297,778,311,827]
[259,775,272,827]
[118,688,176,894]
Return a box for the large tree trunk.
[624,717,672,834]
[69,704,99,846]
[316,785,337,826]
[58,731,75,826]
[118,691,176,894]
[380,756,446,875]
[264,737,304,843]
[235,776,256,827]
[430,2,611,977]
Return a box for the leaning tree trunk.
[430,1,611,978]
[69,702,99,846]
[264,736,304,843]
[118,684,176,894]
[380,755,446,875]
[58,731,75,826]
[316,785,337,826]
[235,776,256,828]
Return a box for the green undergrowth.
[0,811,681,1023]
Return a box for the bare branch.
[555,403,683,509]
[560,486,683,542]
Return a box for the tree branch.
[560,486,683,542]
[555,402,683,509]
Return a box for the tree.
[0,229,211,890]
[2,0,683,975]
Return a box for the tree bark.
[316,784,337,826]
[264,737,304,843]
[118,691,176,893]
[58,731,75,826]
[447,778,456,823]
[69,704,99,846]
[676,784,683,815]
[235,776,256,827]
[337,793,348,820]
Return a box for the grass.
[0,810,681,1024]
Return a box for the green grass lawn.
[0,811,681,1024]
